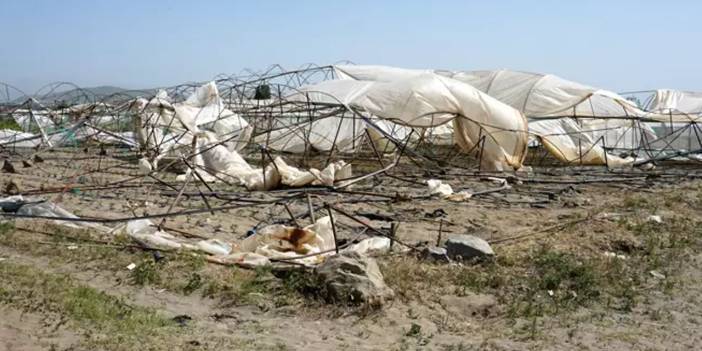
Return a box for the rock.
[445,235,494,260]
[440,294,498,318]
[316,252,394,307]
[422,246,450,262]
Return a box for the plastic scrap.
[0,195,110,232]
[427,179,473,202]
[126,219,191,251]
[196,239,232,256]
[344,237,391,255]
[237,216,336,265]
[647,215,663,224]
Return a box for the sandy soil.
[1,150,702,350]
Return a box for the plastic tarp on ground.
[0,195,110,232]
[124,216,389,268]
[180,130,352,190]
[333,65,653,166]
[285,74,530,171]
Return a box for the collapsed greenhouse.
[1,63,701,267]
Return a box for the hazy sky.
[1,0,700,93]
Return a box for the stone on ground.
[316,252,394,307]
[445,235,494,260]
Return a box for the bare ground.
[1,155,702,350]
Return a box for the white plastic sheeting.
[334,65,643,118]
[286,74,529,171]
[333,65,654,167]
[426,179,472,201]
[646,89,702,117]
[0,195,110,232]
[529,119,632,166]
[132,82,253,171]
[124,216,389,268]
[175,130,352,190]
[0,130,41,148]
[237,216,336,265]
[254,115,367,153]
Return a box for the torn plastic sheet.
[0,195,110,232]
[125,219,192,251]
[529,119,634,167]
[427,179,473,202]
[123,215,390,268]
[345,236,392,255]
[236,216,336,266]
[132,82,253,172]
[172,131,352,190]
[289,74,529,171]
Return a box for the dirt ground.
[1,151,702,350]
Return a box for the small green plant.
[129,259,161,286]
[181,273,203,295]
[0,118,22,131]
[0,261,174,343]
[405,323,422,337]
[622,195,656,210]
[0,221,14,235]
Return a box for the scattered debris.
[172,314,192,327]
[647,215,663,224]
[422,246,450,262]
[126,263,136,270]
[598,212,624,221]
[603,251,627,260]
[356,211,395,222]
[650,270,666,279]
[345,237,392,256]
[196,239,232,256]
[425,208,448,219]
[427,179,473,202]
[152,251,166,262]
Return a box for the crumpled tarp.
[426,179,473,201]
[0,195,110,232]
[124,216,390,268]
[132,82,253,172]
[174,130,352,190]
[285,71,530,171]
[332,64,660,167]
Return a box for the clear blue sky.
[1,0,700,93]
